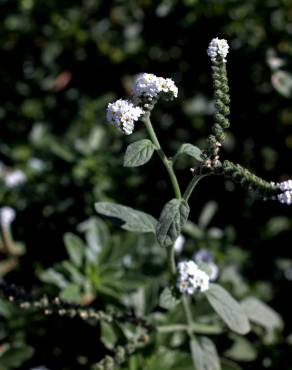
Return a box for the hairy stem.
[182,296,198,368]
[142,113,198,369]
[142,114,182,199]
[183,174,207,202]
[157,322,222,334]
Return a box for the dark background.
[0,0,292,369]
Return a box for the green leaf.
[124,139,155,167]
[39,268,68,289]
[78,217,109,260]
[64,233,85,268]
[100,322,118,350]
[60,283,81,303]
[241,297,283,331]
[156,199,190,247]
[220,358,243,370]
[190,337,221,370]
[225,336,257,362]
[174,143,203,162]
[205,284,250,335]
[0,299,14,318]
[199,201,218,228]
[95,202,157,233]
[159,287,180,310]
[0,345,34,369]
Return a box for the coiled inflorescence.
[203,38,231,167]
[221,160,279,198]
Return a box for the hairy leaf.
[190,337,221,370]
[241,297,283,331]
[174,143,203,162]
[205,284,250,335]
[64,233,85,268]
[156,199,190,247]
[124,139,155,167]
[95,202,157,233]
[159,287,180,310]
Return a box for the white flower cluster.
[177,260,209,295]
[207,38,229,63]
[173,235,185,254]
[277,180,292,192]
[0,206,16,227]
[106,99,144,135]
[277,191,292,205]
[270,180,292,205]
[133,73,178,99]
[194,249,219,281]
[4,169,27,188]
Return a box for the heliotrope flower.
[174,235,185,254]
[133,73,178,100]
[207,38,229,63]
[106,99,144,135]
[277,190,292,205]
[270,180,292,205]
[177,260,209,295]
[193,249,219,281]
[4,169,27,188]
[0,206,16,228]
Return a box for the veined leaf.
[95,202,157,233]
[241,297,283,331]
[156,198,190,247]
[225,336,257,362]
[190,337,221,370]
[174,143,203,163]
[205,284,250,335]
[64,233,85,268]
[124,139,155,167]
[159,287,180,310]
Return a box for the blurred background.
[0,0,292,369]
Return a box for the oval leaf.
[190,337,221,370]
[156,199,190,247]
[225,336,257,362]
[174,143,203,162]
[64,233,85,268]
[205,284,250,335]
[159,287,180,310]
[95,202,157,233]
[241,297,283,331]
[124,139,155,167]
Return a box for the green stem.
[183,174,207,202]
[167,245,176,276]
[182,296,198,368]
[157,322,222,334]
[142,113,197,369]
[142,114,182,199]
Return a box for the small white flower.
[174,235,185,254]
[133,73,178,99]
[0,207,16,227]
[29,158,45,172]
[277,190,292,205]
[193,249,219,281]
[177,279,196,295]
[190,269,210,292]
[276,180,292,192]
[177,260,210,295]
[106,99,144,135]
[207,38,229,63]
[4,169,27,188]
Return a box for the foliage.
[0,0,292,369]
